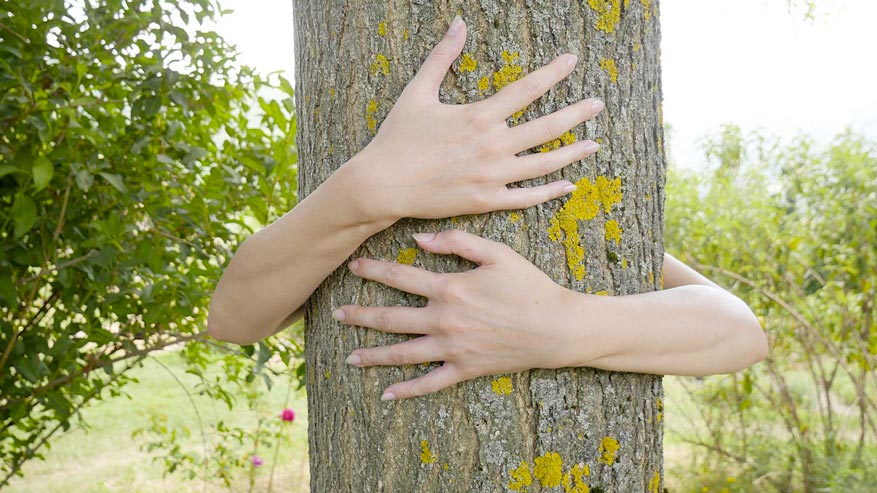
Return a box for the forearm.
[560,285,768,376]
[207,159,394,345]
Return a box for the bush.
[0,0,300,486]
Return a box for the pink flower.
[251,455,263,467]
[281,408,295,423]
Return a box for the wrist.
[339,149,403,226]
[330,154,399,232]
[551,289,617,370]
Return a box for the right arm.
[207,16,604,345]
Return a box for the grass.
[5,351,310,493]
[7,355,872,492]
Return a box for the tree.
[0,0,298,485]
[293,1,666,491]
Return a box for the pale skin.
[207,16,768,401]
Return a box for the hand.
[348,15,603,223]
[332,229,578,400]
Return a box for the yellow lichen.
[508,461,533,491]
[562,463,591,493]
[460,53,477,73]
[604,219,622,245]
[328,87,335,97]
[595,290,609,296]
[378,20,386,36]
[491,376,513,395]
[533,452,563,488]
[510,212,522,223]
[598,436,620,466]
[600,58,618,83]
[397,248,417,265]
[648,471,661,493]
[403,29,409,40]
[366,99,379,133]
[648,271,655,284]
[547,176,623,280]
[539,131,577,153]
[641,0,652,20]
[621,257,628,269]
[587,0,622,33]
[477,75,490,92]
[420,440,437,464]
[493,51,522,91]
[633,42,642,52]
[443,463,449,470]
[371,53,390,76]
[324,369,331,379]
[656,396,664,422]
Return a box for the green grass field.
[5,351,310,493]
[7,355,869,492]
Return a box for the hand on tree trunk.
[346,16,603,223]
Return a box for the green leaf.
[32,156,54,192]
[0,165,22,178]
[98,172,127,193]
[75,169,94,191]
[0,273,16,305]
[11,194,37,239]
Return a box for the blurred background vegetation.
[1,1,874,492]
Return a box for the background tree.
[0,0,299,486]
[293,1,666,491]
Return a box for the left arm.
[335,230,768,400]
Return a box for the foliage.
[665,125,877,492]
[0,0,300,486]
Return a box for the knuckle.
[390,346,411,365]
[544,116,563,138]
[538,156,557,177]
[429,44,451,63]
[414,378,439,396]
[386,265,405,284]
[521,76,543,99]
[377,309,395,331]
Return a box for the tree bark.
[294,1,666,491]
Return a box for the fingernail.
[581,140,600,154]
[447,15,463,36]
[332,308,346,321]
[346,353,361,365]
[381,392,397,401]
[592,99,605,112]
[562,183,577,194]
[565,54,578,67]
[348,259,360,270]
[412,232,435,242]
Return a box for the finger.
[347,336,438,368]
[333,305,433,335]
[482,53,577,120]
[502,139,599,183]
[348,258,441,297]
[508,98,605,152]
[381,364,464,401]
[409,16,467,98]
[494,180,578,210]
[412,229,507,265]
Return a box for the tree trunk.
[294,1,666,491]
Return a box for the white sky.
[213,0,876,168]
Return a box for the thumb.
[410,16,467,98]
[412,229,505,265]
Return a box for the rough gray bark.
[294,1,666,491]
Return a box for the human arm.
[335,230,769,400]
[207,17,605,344]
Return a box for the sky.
[212,0,876,168]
